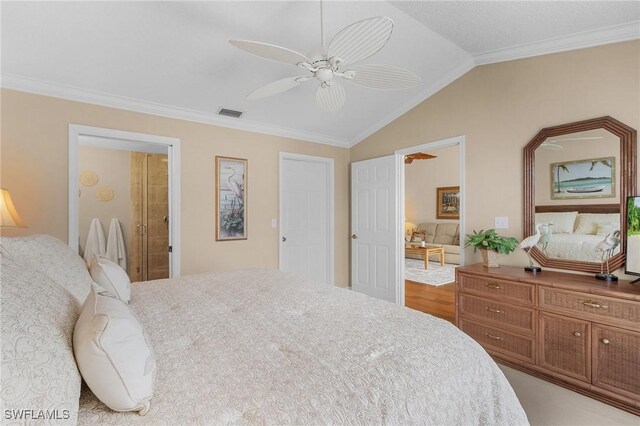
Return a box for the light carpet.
[404,258,456,286]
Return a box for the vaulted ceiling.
[2,1,638,147]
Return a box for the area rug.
[404,258,456,286]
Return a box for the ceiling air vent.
[218,108,243,119]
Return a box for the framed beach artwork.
[550,156,615,200]
[436,186,460,219]
[215,156,247,241]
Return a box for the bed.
[534,210,620,263]
[1,235,528,425]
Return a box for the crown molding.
[0,74,351,148]
[474,21,640,65]
[349,57,475,147]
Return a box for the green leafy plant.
[465,229,519,254]
[628,197,640,236]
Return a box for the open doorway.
[395,136,465,322]
[77,147,170,282]
[69,125,181,279]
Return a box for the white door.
[351,155,403,303]
[280,156,331,285]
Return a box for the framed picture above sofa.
[436,186,460,219]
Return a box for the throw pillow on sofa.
[411,231,426,243]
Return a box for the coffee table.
[404,245,445,270]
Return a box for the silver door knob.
[573,332,582,337]
[351,234,358,240]
[601,338,610,345]
[282,237,286,242]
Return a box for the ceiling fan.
[541,136,603,151]
[405,152,437,164]
[229,1,421,112]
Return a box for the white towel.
[84,218,106,262]
[106,218,127,270]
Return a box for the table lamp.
[0,188,27,227]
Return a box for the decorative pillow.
[420,223,438,239]
[534,212,578,234]
[74,285,155,415]
[1,254,81,424]
[411,231,426,243]
[90,257,131,303]
[1,235,93,305]
[574,213,620,235]
[596,223,619,237]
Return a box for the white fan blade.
[345,64,421,90]
[247,76,308,100]
[230,39,311,66]
[316,81,346,112]
[328,17,393,66]
[541,142,564,151]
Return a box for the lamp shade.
[0,188,27,227]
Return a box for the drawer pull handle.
[601,338,610,345]
[582,301,608,309]
[486,283,501,289]
[486,307,503,314]
[573,332,582,337]
[486,333,502,341]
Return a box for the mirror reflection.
[533,129,621,263]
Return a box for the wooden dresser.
[455,264,640,415]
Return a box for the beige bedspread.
[78,269,528,425]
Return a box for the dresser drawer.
[458,274,535,305]
[539,287,640,330]
[459,294,535,334]
[459,319,535,363]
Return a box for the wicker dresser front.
[456,264,640,416]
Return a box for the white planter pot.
[481,249,500,268]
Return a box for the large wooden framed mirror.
[524,116,637,273]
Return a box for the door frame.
[279,152,335,286]
[395,135,466,268]
[68,124,181,277]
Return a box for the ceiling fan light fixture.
[229,3,421,113]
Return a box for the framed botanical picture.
[550,156,615,200]
[436,186,460,219]
[215,156,247,241]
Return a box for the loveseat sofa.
[405,222,460,265]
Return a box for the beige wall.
[0,89,350,285]
[405,145,459,225]
[78,146,131,257]
[351,40,640,277]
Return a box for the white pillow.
[73,285,155,415]
[1,254,81,424]
[535,211,578,234]
[1,234,93,305]
[90,257,131,303]
[574,213,620,235]
[596,222,619,237]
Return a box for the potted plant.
[465,229,519,268]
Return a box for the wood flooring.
[405,280,455,323]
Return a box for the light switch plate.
[495,216,509,229]
[271,218,277,228]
